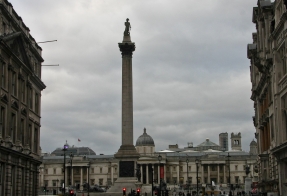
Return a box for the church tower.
[231,132,242,151]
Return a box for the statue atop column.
[124,18,131,36]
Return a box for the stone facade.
[40,133,257,194]
[0,0,46,195]
[247,0,287,195]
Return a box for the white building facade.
[40,130,257,195]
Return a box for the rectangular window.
[52,180,57,187]
[34,128,38,153]
[180,166,183,172]
[20,119,25,145]
[0,106,5,138]
[35,93,39,113]
[53,168,56,174]
[91,168,94,173]
[99,179,103,186]
[21,80,25,102]
[1,63,5,88]
[106,178,111,185]
[28,124,32,148]
[235,165,238,171]
[172,177,177,184]
[12,72,17,96]
[2,22,6,34]
[45,169,48,174]
[29,88,33,109]
[100,168,102,173]
[11,113,16,142]
[173,166,176,172]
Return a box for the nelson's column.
[110,18,140,192]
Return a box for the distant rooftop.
[50,141,96,156]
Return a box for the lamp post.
[69,152,74,186]
[158,154,162,196]
[227,153,231,196]
[87,162,90,196]
[62,142,68,195]
[186,157,189,196]
[195,159,199,196]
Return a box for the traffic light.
[123,188,126,196]
[69,190,74,196]
[132,189,136,196]
[137,188,140,196]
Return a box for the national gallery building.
[40,130,257,193]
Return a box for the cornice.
[270,12,287,39]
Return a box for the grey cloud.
[10,0,257,154]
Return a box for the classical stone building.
[247,0,287,195]
[0,0,46,195]
[40,130,257,194]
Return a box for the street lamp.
[227,153,231,196]
[158,154,162,196]
[195,159,199,196]
[62,142,69,195]
[186,157,189,196]
[69,152,74,186]
[87,162,90,196]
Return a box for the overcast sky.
[9,0,259,155]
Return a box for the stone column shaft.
[217,165,220,183]
[80,167,83,187]
[201,165,204,183]
[143,164,145,184]
[122,55,133,145]
[111,166,114,185]
[86,167,88,183]
[223,165,226,183]
[207,165,210,184]
[5,164,11,196]
[176,165,179,184]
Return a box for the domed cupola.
[250,140,257,146]
[249,139,257,155]
[135,128,155,155]
[136,128,155,146]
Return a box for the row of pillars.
[137,164,228,184]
